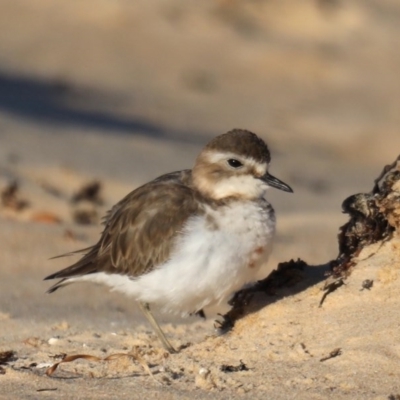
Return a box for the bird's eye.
[227,159,243,168]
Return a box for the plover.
[45,129,293,353]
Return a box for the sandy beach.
[1,1,400,398]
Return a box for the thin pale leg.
[138,302,177,354]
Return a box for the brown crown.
[204,129,271,164]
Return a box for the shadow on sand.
[0,71,205,143]
[219,260,333,331]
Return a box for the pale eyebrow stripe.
[204,151,267,175]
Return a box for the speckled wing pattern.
[45,170,203,291]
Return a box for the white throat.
[207,175,269,200]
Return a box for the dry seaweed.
[0,350,16,374]
[45,348,158,382]
[1,181,29,211]
[332,155,400,277]
[71,181,103,205]
[320,348,342,362]
[72,208,98,225]
[256,258,306,294]
[220,360,249,373]
[319,277,345,307]
[0,350,16,364]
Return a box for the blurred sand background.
[1,0,400,398]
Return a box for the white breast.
[83,200,276,316]
[134,200,275,314]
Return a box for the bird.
[44,129,293,353]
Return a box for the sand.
[1,1,400,398]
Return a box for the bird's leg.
[138,302,177,354]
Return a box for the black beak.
[261,172,293,193]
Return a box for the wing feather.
[45,170,203,287]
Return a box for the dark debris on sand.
[331,154,400,277]
[71,180,104,225]
[71,181,103,205]
[220,360,249,373]
[1,180,29,211]
[0,350,17,375]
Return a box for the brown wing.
[45,170,202,289]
